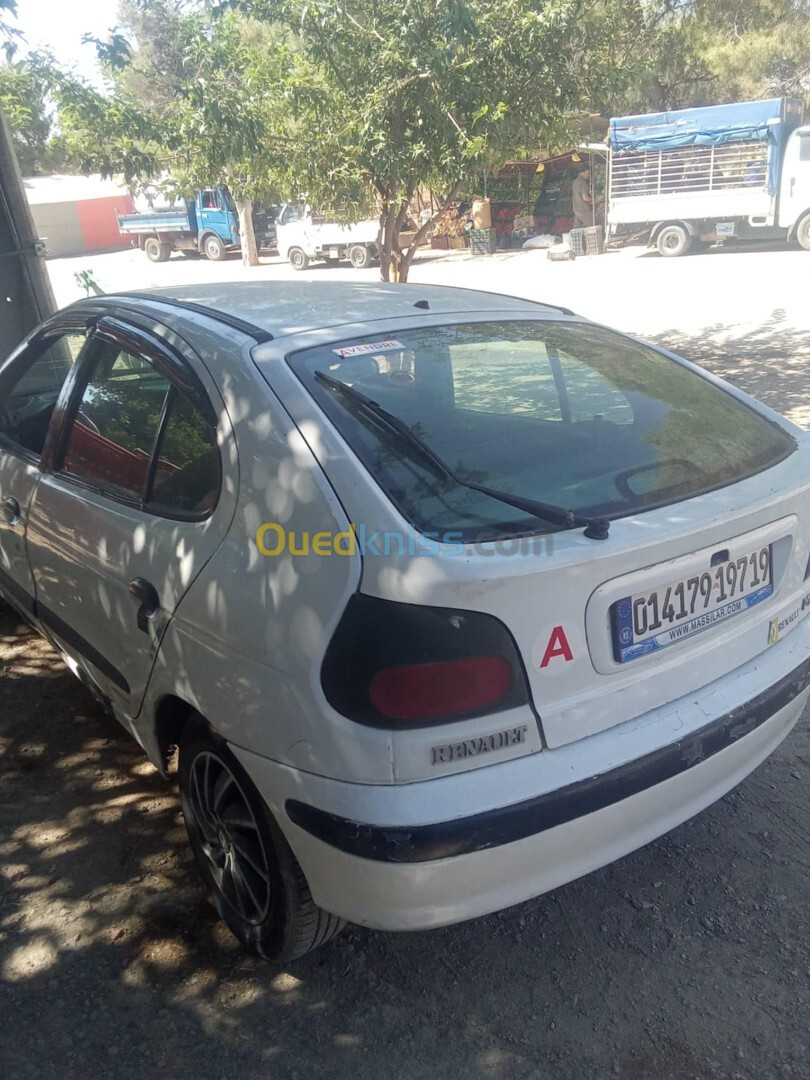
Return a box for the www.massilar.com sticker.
[332,340,405,358]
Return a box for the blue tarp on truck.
[609,98,804,195]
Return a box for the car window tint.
[451,339,562,421]
[0,331,87,456]
[149,391,221,514]
[557,352,634,425]
[61,340,170,499]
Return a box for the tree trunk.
[236,197,260,267]
[378,203,402,282]
[400,179,464,283]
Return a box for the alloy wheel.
[187,751,272,925]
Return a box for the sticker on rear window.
[332,340,405,357]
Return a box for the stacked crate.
[470,228,497,255]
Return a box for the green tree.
[241,0,648,281]
[0,55,74,175]
[1,0,20,57]
[56,4,288,265]
[607,0,810,113]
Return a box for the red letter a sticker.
[539,626,573,668]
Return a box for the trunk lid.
[361,448,810,749]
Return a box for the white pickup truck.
[275,204,379,269]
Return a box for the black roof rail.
[100,292,275,343]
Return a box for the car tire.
[348,243,372,269]
[656,224,692,258]
[796,214,810,252]
[203,234,227,262]
[288,247,309,271]
[144,237,171,263]
[178,716,344,962]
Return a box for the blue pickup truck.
[116,186,276,262]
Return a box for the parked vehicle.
[275,203,379,269]
[2,281,810,961]
[117,186,277,262]
[604,97,810,255]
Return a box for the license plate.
[613,546,773,662]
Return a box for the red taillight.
[369,656,512,721]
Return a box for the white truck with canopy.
[604,98,810,256]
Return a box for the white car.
[1,281,808,962]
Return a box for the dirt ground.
[2,253,810,1080]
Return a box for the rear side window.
[59,337,220,514]
[0,330,87,456]
[149,392,221,514]
[289,321,795,540]
[61,341,170,499]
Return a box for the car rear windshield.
[290,321,795,541]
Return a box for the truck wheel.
[144,237,171,263]
[288,247,309,271]
[796,214,810,252]
[656,225,692,258]
[203,234,227,262]
[178,716,345,962]
[348,244,372,269]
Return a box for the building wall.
[30,194,135,258]
[76,195,135,252]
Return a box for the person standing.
[572,165,594,228]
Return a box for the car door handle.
[129,577,160,633]
[1,497,21,526]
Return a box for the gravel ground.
[1,244,809,1080]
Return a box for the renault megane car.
[1,281,808,961]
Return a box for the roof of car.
[104,280,573,341]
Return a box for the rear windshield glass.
[289,321,795,541]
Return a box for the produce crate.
[447,236,468,250]
[569,225,604,256]
[470,227,497,255]
[430,235,450,250]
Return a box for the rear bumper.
[231,637,810,931]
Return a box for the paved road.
[0,242,808,1080]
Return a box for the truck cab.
[778,126,810,247]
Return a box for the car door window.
[148,391,221,515]
[60,340,170,500]
[0,330,87,457]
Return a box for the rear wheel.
[796,214,810,252]
[144,237,171,263]
[348,243,373,269]
[656,224,692,258]
[202,233,227,262]
[179,718,344,961]
[288,246,309,270]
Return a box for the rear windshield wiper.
[314,371,610,540]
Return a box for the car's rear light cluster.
[321,594,531,728]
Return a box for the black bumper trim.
[286,655,810,863]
